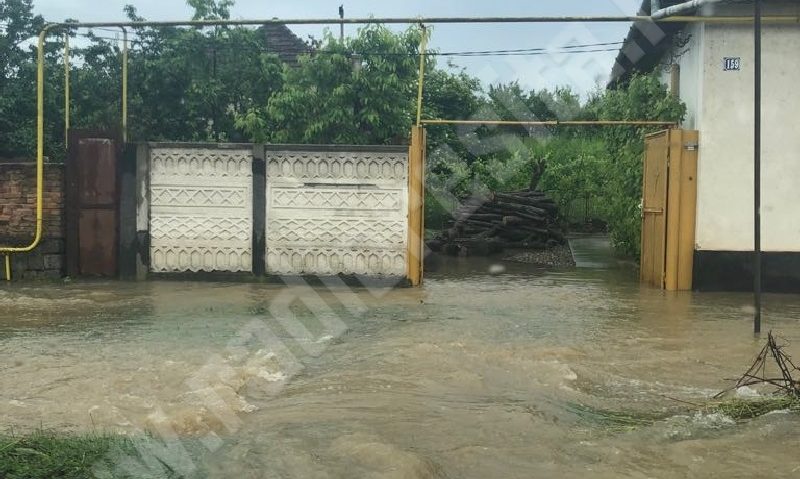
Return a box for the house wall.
[660,22,705,130]
[650,3,800,290]
[0,161,65,279]
[695,22,800,253]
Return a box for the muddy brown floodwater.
[2,236,800,478]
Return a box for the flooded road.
[2,236,800,477]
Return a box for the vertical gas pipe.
[64,32,70,148]
[753,0,763,334]
[415,25,427,126]
[121,27,128,142]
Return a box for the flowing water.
[2,236,800,477]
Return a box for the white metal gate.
[264,146,408,276]
[148,145,253,273]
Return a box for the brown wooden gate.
[66,130,120,277]
[640,129,699,291]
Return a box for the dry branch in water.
[714,331,800,399]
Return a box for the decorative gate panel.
[149,146,253,272]
[265,146,408,276]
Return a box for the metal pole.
[339,5,344,41]
[64,32,69,148]
[415,26,428,127]
[421,119,677,127]
[48,15,800,28]
[754,0,762,334]
[121,27,128,143]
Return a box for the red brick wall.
[0,161,65,279]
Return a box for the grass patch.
[0,430,204,479]
[0,431,136,479]
[564,402,665,431]
[708,396,800,421]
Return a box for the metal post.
[64,32,70,148]
[415,25,428,127]
[754,0,762,334]
[339,5,344,41]
[121,27,128,143]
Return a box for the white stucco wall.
[660,23,704,130]
[694,22,800,252]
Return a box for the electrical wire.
[66,33,623,58]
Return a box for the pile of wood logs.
[428,189,565,257]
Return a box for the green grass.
[564,402,665,431]
[565,396,800,434]
[0,430,203,479]
[0,431,135,479]
[708,396,800,420]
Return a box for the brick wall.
[0,160,65,279]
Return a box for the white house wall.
[660,22,704,130]
[695,22,800,252]
[265,148,408,276]
[148,146,254,272]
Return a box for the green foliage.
[238,24,422,144]
[0,0,47,158]
[120,3,284,142]
[588,74,686,256]
[187,0,233,20]
[535,137,608,212]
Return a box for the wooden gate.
[66,130,120,277]
[640,129,699,291]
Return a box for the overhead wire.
[63,32,624,58]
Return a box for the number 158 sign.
[723,57,741,71]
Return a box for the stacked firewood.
[429,189,565,256]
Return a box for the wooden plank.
[420,128,426,283]
[640,130,669,288]
[677,130,699,290]
[640,139,651,284]
[664,129,683,291]
[406,127,425,286]
[653,133,668,289]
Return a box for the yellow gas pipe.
[0,27,49,281]
[415,25,427,127]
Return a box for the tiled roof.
[260,23,312,65]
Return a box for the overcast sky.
[31,0,642,95]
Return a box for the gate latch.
[684,143,699,151]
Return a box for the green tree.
[239,24,424,144]
[589,73,686,256]
[0,0,46,157]
[120,2,284,142]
